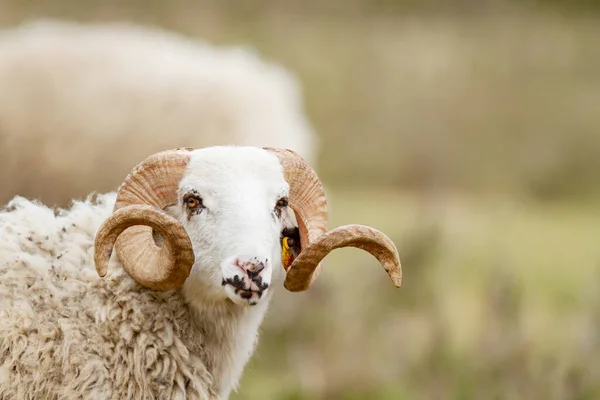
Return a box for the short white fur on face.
[172,146,292,308]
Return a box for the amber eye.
[276,197,289,209]
[184,195,203,210]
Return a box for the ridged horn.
[284,224,402,291]
[94,148,195,290]
[264,148,329,289]
[265,148,402,292]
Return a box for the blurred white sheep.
[0,19,319,207]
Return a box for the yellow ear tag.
[281,237,295,271]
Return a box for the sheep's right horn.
[94,148,195,290]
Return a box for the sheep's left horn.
[284,224,401,292]
[264,147,402,292]
[94,148,195,290]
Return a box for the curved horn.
[265,148,402,292]
[93,148,195,290]
[284,224,402,292]
[264,148,329,286]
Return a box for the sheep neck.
[181,289,274,398]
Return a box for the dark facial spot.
[222,274,269,291]
[223,276,245,290]
[222,271,269,303]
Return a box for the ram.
[0,146,401,400]
[0,19,317,207]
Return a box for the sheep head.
[94,146,401,305]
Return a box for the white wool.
[0,19,318,206]
[0,146,302,399]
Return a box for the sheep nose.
[235,257,267,279]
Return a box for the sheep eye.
[183,194,203,210]
[275,197,288,209]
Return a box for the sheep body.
[0,19,318,207]
[0,193,277,400]
[0,146,297,399]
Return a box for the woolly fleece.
[0,193,244,399]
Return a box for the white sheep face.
[170,146,293,307]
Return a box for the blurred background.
[1,0,600,399]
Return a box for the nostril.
[246,263,265,279]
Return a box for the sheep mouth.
[236,288,263,300]
[222,276,269,304]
